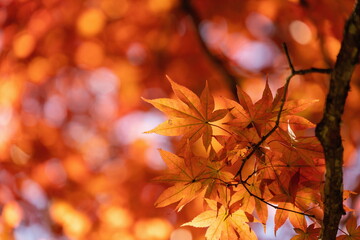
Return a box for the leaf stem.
[209,123,234,136]
[240,180,316,218]
[338,227,348,235]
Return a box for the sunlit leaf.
[182,199,257,240]
[144,78,228,150]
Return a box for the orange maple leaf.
[291,223,321,240]
[224,81,318,137]
[182,199,257,240]
[153,149,207,211]
[230,178,270,225]
[223,80,273,137]
[337,214,360,240]
[143,77,228,150]
[274,202,307,234]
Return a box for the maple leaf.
[337,214,360,240]
[273,202,307,234]
[269,127,323,166]
[282,99,319,116]
[153,149,207,211]
[214,134,253,166]
[268,171,309,233]
[143,78,228,150]
[224,81,318,137]
[230,177,272,225]
[282,115,316,131]
[182,199,257,240]
[223,80,274,136]
[290,223,321,240]
[202,159,234,201]
[343,190,357,212]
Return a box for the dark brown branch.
[180,0,238,98]
[295,68,332,75]
[315,1,360,239]
[283,43,296,72]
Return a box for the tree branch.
[315,1,360,239]
[231,43,331,219]
[180,0,238,98]
[234,43,331,179]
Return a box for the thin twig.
[295,68,332,75]
[200,173,322,218]
[209,123,234,136]
[283,43,295,72]
[196,175,316,218]
[243,163,326,183]
[241,180,316,218]
[232,43,332,218]
[235,43,331,178]
[338,228,348,235]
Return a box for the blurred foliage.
[0,0,359,239]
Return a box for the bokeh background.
[0,0,359,239]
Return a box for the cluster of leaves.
[1,0,359,239]
[145,78,358,239]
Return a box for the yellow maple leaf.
[182,199,257,240]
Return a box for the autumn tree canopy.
[0,0,359,240]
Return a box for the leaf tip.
[165,75,175,84]
[181,222,191,227]
[141,97,152,104]
[143,129,155,134]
